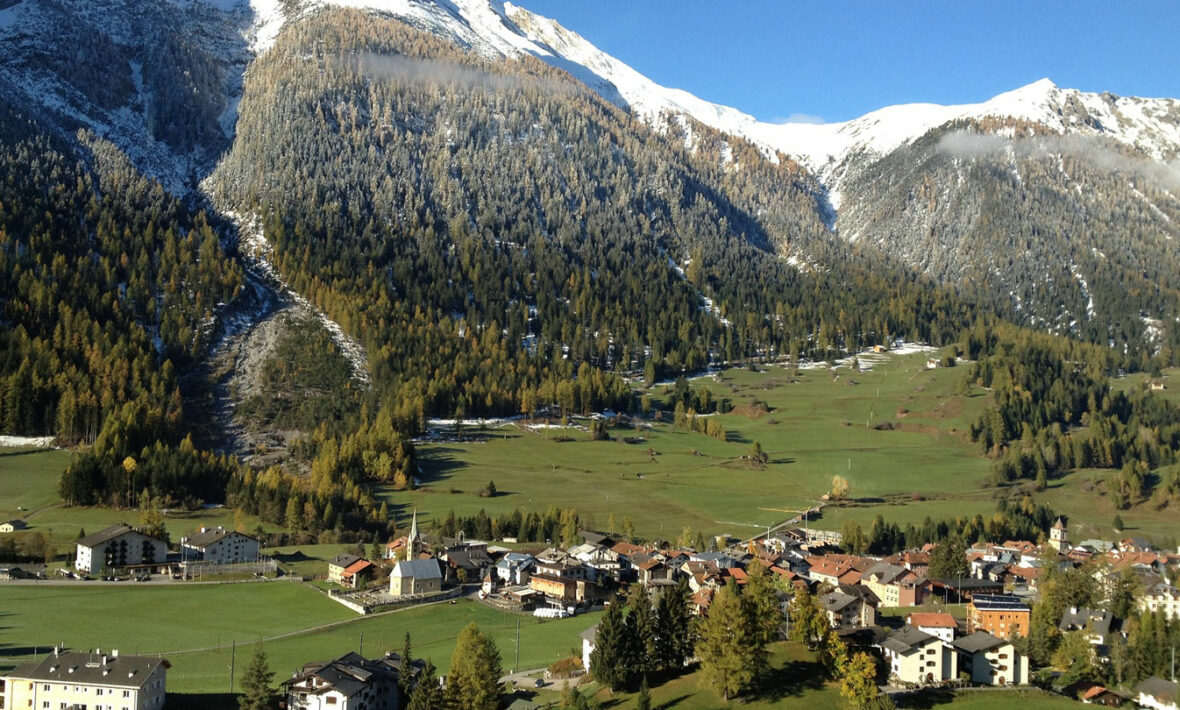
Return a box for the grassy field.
[0,446,286,555]
[0,582,598,700]
[394,353,997,540]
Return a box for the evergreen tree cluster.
[590,579,695,692]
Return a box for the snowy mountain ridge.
[232,0,1180,212]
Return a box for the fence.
[180,558,278,579]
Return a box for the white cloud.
[771,112,826,125]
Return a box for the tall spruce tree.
[407,660,445,710]
[627,585,658,678]
[589,598,635,690]
[238,647,277,710]
[654,576,694,673]
[399,632,415,699]
[445,622,502,710]
[695,583,757,702]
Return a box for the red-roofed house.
[907,612,959,643]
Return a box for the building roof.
[579,624,599,643]
[970,594,1029,611]
[391,559,442,580]
[1059,607,1117,636]
[1134,677,1178,703]
[77,524,146,548]
[343,559,374,577]
[184,527,256,549]
[820,591,861,613]
[330,554,363,569]
[1,519,28,529]
[908,612,958,629]
[281,652,398,698]
[952,631,1007,654]
[881,626,938,654]
[3,649,165,689]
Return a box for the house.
[390,559,442,596]
[495,552,535,586]
[952,631,1027,686]
[821,590,876,628]
[1059,607,1122,646]
[328,554,375,588]
[75,524,168,575]
[1135,677,1178,710]
[529,573,578,602]
[0,519,28,532]
[1139,584,1180,620]
[907,612,958,643]
[967,595,1030,640]
[0,563,45,581]
[861,561,931,607]
[880,626,957,685]
[442,543,493,583]
[181,527,260,564]
[282,652,400,710]
[1150,379,1167,391]
[580,624,598,671]
[1081,685,1126,706]
[1,647,166,710]
[636,558,674,586]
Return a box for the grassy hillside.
[396,352,994,539]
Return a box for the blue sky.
[524,2,1180,124]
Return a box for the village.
[2,508,1178,710]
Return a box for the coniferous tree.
[589,599,635,691]
[407,660,444,710]
[445,623,502,710]
[238,647,277,710]
[399,632,414,700]
[627,586,658,678]
[654,577,694,673]
[695,583,757,702]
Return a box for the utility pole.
[360,632,364,657]
[229,641,236,695]
[514,618,521,673]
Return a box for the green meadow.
[395,353,995,539]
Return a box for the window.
[123,691,130,698]
[327,697,338,705]
[43,684,50,691]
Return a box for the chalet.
[75,524,168,575]
[1059,607,1123,646]
[967,594,1030,640]
[881,626,957,685]
[328,554,375,589]
[952,631,1027,686]
[907,612,958,643]
[1135,677,1178,710]
[181,527,260,564]
[861,561,930,607]
[1139,583,1180,620]
[1,648,166,710]
[442,543,493,583]
[390,559,442,596]
[282,652,400,710]
[495,552,535,586]
[821,589,876,628]
[0,519,27,533]
[1081,686,1127,706]
[636,557,675,586]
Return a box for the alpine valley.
[6,1,1180,708]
